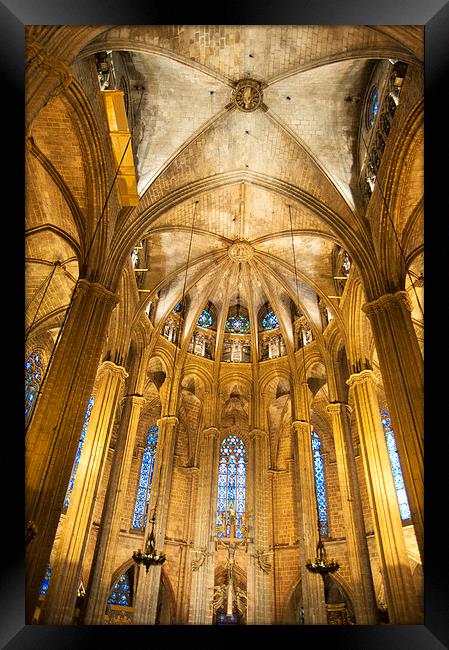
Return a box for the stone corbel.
[253,548,273,573]
[191,546,209,571]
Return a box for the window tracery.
[380,410,411,521]
[311,430,328,536]
[216,435,247,539]
[25,351,45,421]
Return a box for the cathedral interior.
[25,25,424,627]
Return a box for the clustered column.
[347,369,420,624]
[133,415,179,624]
[25,279,118,622]
[188,427,219,624]
[291,415,327,625]
[40,360,128,624]
[247,428,272,624]
[326,402,378,624]
[363,291,423,561]
[83,392,146,624]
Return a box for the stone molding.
[346,368,375,388]
[362,290,412,316]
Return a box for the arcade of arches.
[25,25,424,626]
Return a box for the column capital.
[291,419,311,432]
[75,278,119,307]
[96,360,128,383]
[362,290,411,316]
[120,393,146,408]
[326,401,352,415]
[157,415,179,428]
[346,368,375,388]
[203,426,220,439]
[249,428,268,440]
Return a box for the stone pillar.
[25,279,118,622]
[83,393,146,624]
[326,402,378,624]
[247,428,272,624]
[363,291,423,560]
[40,361,128,624]
[133,415,179,624]
[175,466,199,623]
[188,427,219,624]
[291,418,327,625]
[347,369,420,624]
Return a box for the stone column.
[133,415,179,624]
[347,369,420,623]
[363,291,423,560]
[247,428,272,624]
[188,427,219,624]
[291,417,327,625]
[25,279,118,622]
[326,402,378,624]
[83,393,146,624]
[40,361,128,624]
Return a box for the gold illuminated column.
[133,415,179,624]
[291,383,327,624]
[40,360,128,624]
[347,369,420,623]
[326,402,378,624]
[25,279,118,622]
[363,291,423,561]
[188,427,219,624]
[247,428,273,624]
[83,392,146,624]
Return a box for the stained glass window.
[108,570,132,607]
[39,564,52,598]
[216,435,247,538]
[367,87,379,128]
[261,310,279,331]
[63,396,95,512]
[197,308,213,328]
[380,409,411,520]
[311,431,328,536]
[132,426,159,529]
[173,302,183,313]
[25,351,45,421]
[225,314,250,334]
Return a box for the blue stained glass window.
[261,310,279,330]
[108,571,132,606]
[173,303,183,313]
[225,314,250,334]
[197,308,213,328]
[25,352,45,421]
[39,564,52,597]
[216,435,247,538]
[311,431,328,536]
[367,87,379,128]
[63,396,95,512]
[380,409,411,520]
[132,426,159,528]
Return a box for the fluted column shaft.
[363,291,423,560]
[40,361,128,624]
[188,427,219,624]
[292,419,327,625]
[83,393,146,624]
[247,428,272,624]
[25,279,118,622]
[326,402,378,624]
[347,369,420,624]
[133,415,179,624]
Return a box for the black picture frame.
[6,0,448,647]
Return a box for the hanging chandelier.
[132,509,166,572]
[305,538,339,577]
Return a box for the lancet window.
[380,409,411,521]
[62,396,95,513]
[132,426,159,529]
[25,351,45,421]
[216,435,247,539]
[311,430,328,536]
[107,568,134,607]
